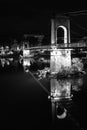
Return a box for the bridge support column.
[23,42,30,57]
[50,15,71,74]
[50,48,71,73]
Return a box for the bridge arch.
[51,16,70,45]
[57,25,67,44]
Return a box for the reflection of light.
[37,67,50,80]
[24,66,29,73]
[56,106,67,119]
[6,61,10,65]
[51,77,83,100]
[8,58,13,61]
[7,51,13,55]
[72,78,83,92]
[51,79,72,100]
[23,58,30,73]
[23,58,30,66]
[0,58,5,67]
[77,78,83,86]
[51,101,68,123]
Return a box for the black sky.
[0,1,87,41]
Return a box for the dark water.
[0,62,51,128]
[0,59,87,129]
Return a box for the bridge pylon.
[23,41,30,58]
[50,15,71,73]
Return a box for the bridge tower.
[23,41,30,57]
[50,15,71,73]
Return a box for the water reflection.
[51,100,68,124]
[20,57,84,127]
[50,77,84,129]
[50,78,72,100]
[0,57,85,129]
[0,58,13,67]
[50,78,71,122]
[22,58,31,72]
[0,57,32,72]
[50,77,83,100]
[51,98,83,129]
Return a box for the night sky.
[0,1,87,42]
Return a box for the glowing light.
[0,58,5,67]
[56,107,67,119]
[24,66,29,73]
[23,49,30,57]
[23,58,31,66]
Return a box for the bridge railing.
[68,42,87,48]
[57,42,87,48]
[23,42,87,50]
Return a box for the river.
[0,57,87,129]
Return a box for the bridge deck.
[23,42,87,50]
